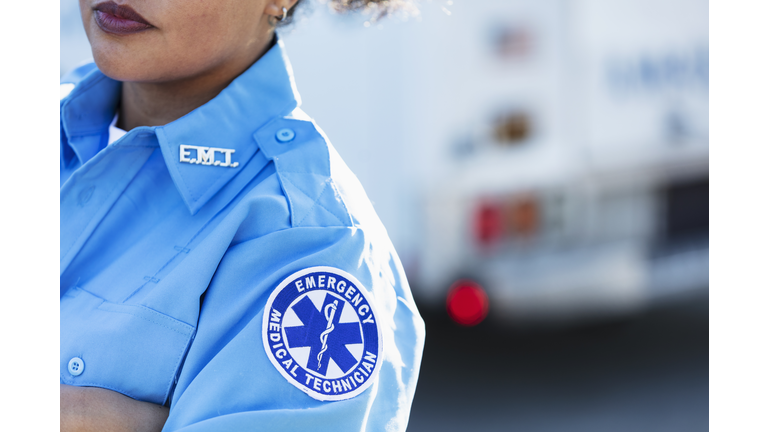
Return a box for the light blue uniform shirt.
[60,39,425,431]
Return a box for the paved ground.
[407,298,709,432]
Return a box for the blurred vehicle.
[413,0,709,323]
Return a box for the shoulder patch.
[262,266,382,401]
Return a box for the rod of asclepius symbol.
[316,300,338,370]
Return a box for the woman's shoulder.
[245,108,384,232]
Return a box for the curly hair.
[277,0,418,26]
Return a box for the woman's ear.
[264,3,283,21]
[264,0,300,23]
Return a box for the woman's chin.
[92,58,143,82]
[90,49,163,83]
[86,33,164,82]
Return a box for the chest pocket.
[61,287,195,405]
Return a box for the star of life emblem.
[262,267,382,401]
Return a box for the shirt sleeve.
[161,224,426,432]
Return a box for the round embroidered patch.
[262,266,382,401]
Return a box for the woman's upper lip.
[93,1,153,26]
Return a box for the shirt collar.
[61,38,301,215]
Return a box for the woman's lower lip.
[94,10,153,35]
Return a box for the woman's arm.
[160,225,425,431]
[61,384,169,432]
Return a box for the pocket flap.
[61,287,195,404]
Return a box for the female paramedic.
[59,0,425,430]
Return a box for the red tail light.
[446,279,489,326]
[474,201,504,246]
[474,195,540,246]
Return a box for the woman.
[60,0,425,430]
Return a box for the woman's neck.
[117,34,275,131]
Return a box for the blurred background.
[61,0,709,430]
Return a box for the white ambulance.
[412,0,709,323]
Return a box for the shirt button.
[275,128,295,143]
[68,357,85,376]
[78,186,95,206]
